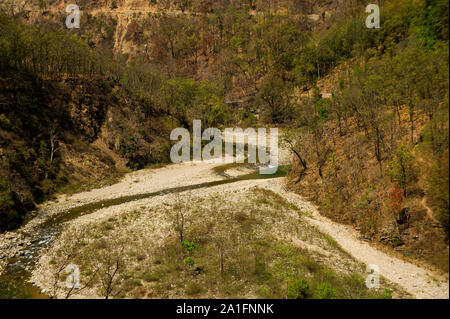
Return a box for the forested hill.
[0,11,173,231]
[1,0,449,272]
[281,0,449,272]
[1,0,349,231]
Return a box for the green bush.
[315,98,331,122]
[287,278,309,299]
[184,257,195,266]
[181,241,196,254]
[315,282,336,299]
[378,289,393,299]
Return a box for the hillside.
[1,0,349,230]
[0,12,174,230]
[282,0,449,272]
[0,0,448,300]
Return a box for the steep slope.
[0,69,171,231]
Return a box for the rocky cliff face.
[4,0,341,62]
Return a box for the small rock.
[194,266,203,275]
[358,236,371,242]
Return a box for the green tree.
[388,144,416,197]
[162,77,199,127]
[258,75,292,123]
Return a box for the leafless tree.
[209,196,232,274]
[49,227,101,299]
[49,228,83,298]
[282,130,307,182]
[168,192,192,244]
[49,125,60,165]
[92,237,126,299]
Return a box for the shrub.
[315,98,331,122]
[143,271,164,282]
[184,256,195,266]
[287,278,309,299]
[392,235,404,248]
[315,282,336,299]
[378,289,393,299]
[185,281,203,295]
[181,241,196,254]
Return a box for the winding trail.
[273,185,449,299]
[421,197,437,222]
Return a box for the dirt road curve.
[273,184,449,299]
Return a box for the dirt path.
[270,183,449,299]
[421,197,437,222]
[303,214,448,299]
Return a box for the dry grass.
[34,188,407,299]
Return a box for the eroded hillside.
[0,0,448,295]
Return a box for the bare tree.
[98,255,123,299]
[168,192,192,244]
[92,237,126,299]
[49,125,60,165]
[282,130,307,183]
[209,196,232,274]
[48,227,102,299]
[49,228,84,298]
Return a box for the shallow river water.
[0,165,288,299]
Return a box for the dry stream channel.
[0,161,287,298]
[0,137,448,299]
